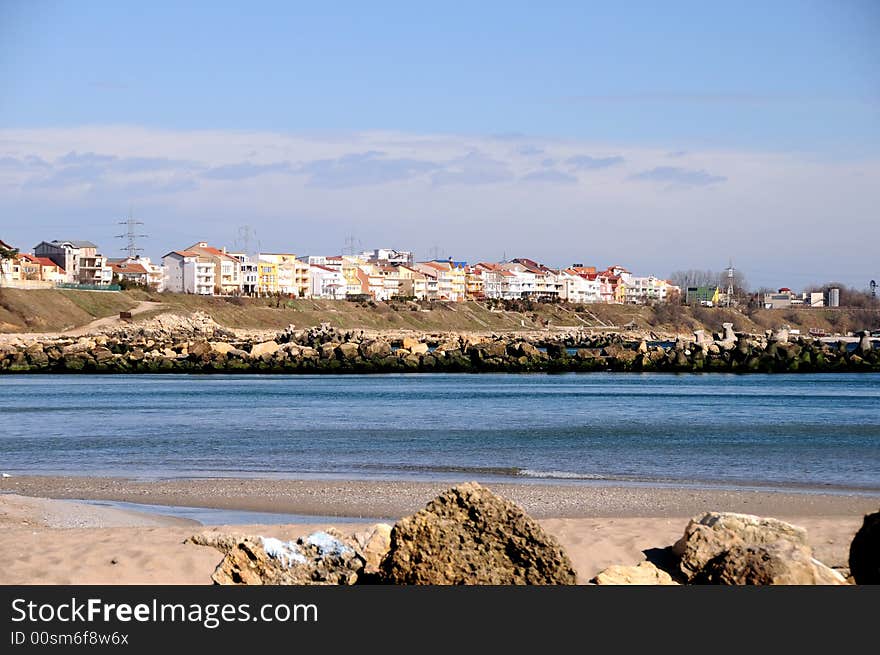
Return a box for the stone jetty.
[1,313,878,374]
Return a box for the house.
[15,253,42,281]
[559,268,601,303]
[162,251,215,295]
[228,253,259,296]
[309,264,346,299]
[624,275,673,304]
[33,240,113,286]
[257,261,278,295]
[464,265,484,299]
[184,242,242,295]
[396,264,435,300]
[763,288,795,310]
[259,253,300,295]
[294,258,311,298]
[0,238,19,284]
[107,259,151,287]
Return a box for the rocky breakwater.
[1,315,878,374]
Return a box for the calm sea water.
[1,373,878,493]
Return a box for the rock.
[401,337,421,351]
[591,561,678,585]
[848,510,880,584]
[250,341,280,359]
[61,339,95,356]
[352,523,393,576]
[336,342,360,360]
[204,529,365,585]
[210,342,236,355]
[92,347,114,363]
[409,343,429,355]
[360,339,392,359]
[698,540,846,585]
[434,339,460,354]
[672,511,844,585]
[380,482,576,585]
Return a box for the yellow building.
[257,261,278,295]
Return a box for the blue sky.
[1,0,878,288]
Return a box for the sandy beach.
[1,475,875,585]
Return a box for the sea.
[1,373,878,495]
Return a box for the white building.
[309,264,346,299]
[625,276,671,304]
[229,252,259,295]
[559,269,601,303]
[162,250,215,295]
[360,248,414,266]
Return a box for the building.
[558,268,601,303]
[309,264,346,299]
[107,259,151,287]
[257,261,279,295]
[360,248,414,266]
[33,240,113,286]
[686,286,720,306]
[228,253,259,296]
[624,275,673,304]
[162,250,215,295]
[184,242,242,295]
[259,253,301,295]
[15,253,42,281]
[763,288,795,310]
[0,239,18,284]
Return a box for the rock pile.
[2,320,877,374]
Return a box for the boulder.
[409,343,429,355]
[336,343,360,360]
[61,339,95,356]
[203,529,365,585]
[210,342,235,355]
[697,540,846,585]
[591,561,678,585]
[380,482,576,585]
[672,511,845,585]
[187,341,213,357]
[401,337,421,351]
[848,510,880,584]
[360,339,392,359]
[250,341,280,359]
[352,523,393,576]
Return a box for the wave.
[516,469,607,480]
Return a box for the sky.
[0,0,878,290]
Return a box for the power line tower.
[427,244,443,261]
[235,225,257,256]
[116,212,147,259]
[343,234,361,256]
[725,259,735,308]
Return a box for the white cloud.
[0,125,877,287]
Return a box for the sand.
[1,475,876,585]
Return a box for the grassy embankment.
[1,287,878,335]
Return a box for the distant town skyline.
[1,1,878,289]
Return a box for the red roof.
[109,261,148,275]
[36,257,64,272]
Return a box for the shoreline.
[0,479,874,585]
[3,474,877,520]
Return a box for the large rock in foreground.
[672,512,846,585]
[849,510,880,584]
[380,481,577,585]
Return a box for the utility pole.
[116,211,147,259]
